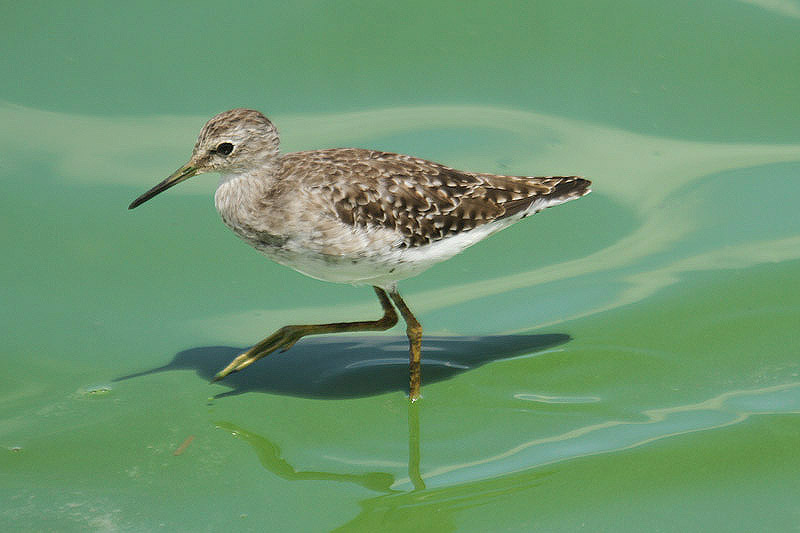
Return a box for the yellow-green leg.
[213,286,398,381]
[389,289,423,402]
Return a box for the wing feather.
[281,149,590,248]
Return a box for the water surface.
[2,1,799,531]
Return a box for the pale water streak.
[146,103,800,341]
[391,381,800,490]
[7,100,783,342]
[738,0,800,18]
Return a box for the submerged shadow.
[214,403,551,531]
[115,333,570,399]
[214,400,425,493]
[214,420,400,493]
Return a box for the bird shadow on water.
[114,333,570,400]
[115,334,570,529]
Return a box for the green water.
[2,1,800,531]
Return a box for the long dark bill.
[128,163,198,209]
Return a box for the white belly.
[255,217,513,289]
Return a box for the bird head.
[128,108,280,209]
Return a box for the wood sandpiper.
[129,108,591,401]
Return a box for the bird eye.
[216,142,234,155]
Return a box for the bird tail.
[546,176,592,202]
[502,176,591,218]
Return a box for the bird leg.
[388,289,423,402]
[213,286,398,381]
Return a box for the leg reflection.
[407,401,425,491]
[214,421,398,493]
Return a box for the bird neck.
[214,170,274,232]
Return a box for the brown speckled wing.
[284,149,590,248]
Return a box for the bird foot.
[212,326,303,382]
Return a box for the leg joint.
[380,310,399,328]
[405,323,422,342]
